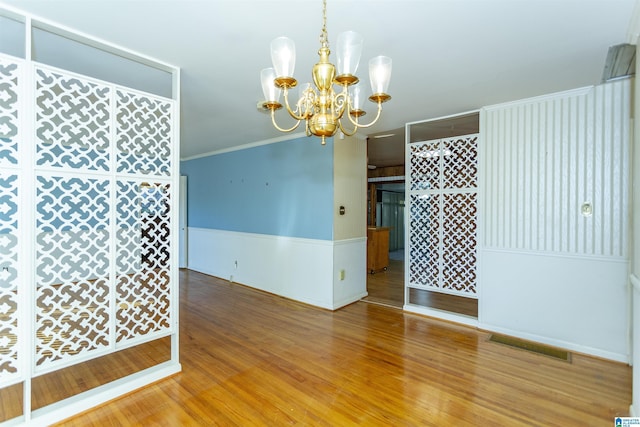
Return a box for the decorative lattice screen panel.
[0,7,180,421]
[25,62,174,374]
[407,134,478,298]
[0,55,22,388]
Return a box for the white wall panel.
[188,227,365,310]
[482,250,628,361]
[482,79,630,257]
[480,79,631,361]
[333,135,367,241]
[333,238,367,308]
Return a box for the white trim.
[403,304,479,328]
[478,322,628,363]
[0,4,26,23]
[333,236,367,246]
[180,132,308,161]
[334,292,368,309]
[0,3,177,74]
[29,362,181,426]
[405,108,480,127]
[406,284,479,300]
[631,273,640,292]
[483,247,630,264]
[189,226,334,246]
[368,175,405,183]
[482,85,594,111]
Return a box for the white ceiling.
[1,0,637,163]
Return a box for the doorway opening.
[364,181,405,308]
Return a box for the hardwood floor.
[365,258,478,317]
[52,269,631,426]
[363,259,404,308]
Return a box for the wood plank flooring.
[364,258,478,317]
[53,269,631,426]
[363,259,405,308]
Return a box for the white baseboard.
[333,292,368,310]
[404,304,479,328]
[479,323,628,363]
[29,361,181,426]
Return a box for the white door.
[179,175,187,268]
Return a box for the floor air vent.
[489,334,571,362]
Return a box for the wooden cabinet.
[367,227,390,273]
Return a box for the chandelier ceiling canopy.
[260,0,392,145]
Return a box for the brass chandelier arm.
[282,87,309,121]
[337,118,359,136]
[333,89,349,119]
[345,101,384,128]
[270,108,302,132]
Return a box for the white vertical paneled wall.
[630,36,640,418]
[480,78,631,362]
[483,80,630,256]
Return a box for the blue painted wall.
[180,136,334,240]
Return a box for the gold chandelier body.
[261,0,391,145]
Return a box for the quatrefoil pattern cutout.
[0,56,20,168]
[115,182,172,344]
[0,172,20,385]
[35,175,111,368]
[27,65,175,372]
[408,135,478,297]
[35,68,111,171]
[116,90,172,176]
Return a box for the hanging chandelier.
[260,0,392,145]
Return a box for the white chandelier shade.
[260,67,281,103]
[369,55,392,95]
[336,31,363,77]
[270,37,296,79]
[349,83,364,112]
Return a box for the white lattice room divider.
[0,8,180,425]
[407,134,479,298]
[0,53,22,392]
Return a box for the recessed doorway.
[364,181,405,308]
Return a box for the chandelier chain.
[320,0,328,48]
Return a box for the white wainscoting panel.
[188,227,365,310]
[333,238,367,308]
[481,250,628,361]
